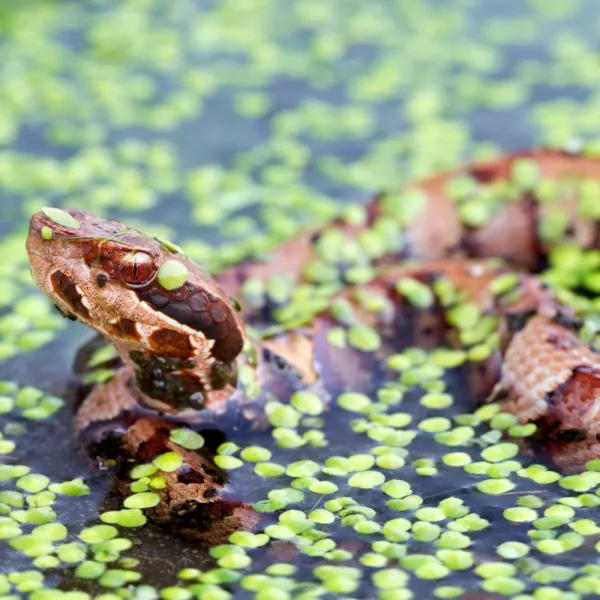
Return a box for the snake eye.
[119,252,155,287]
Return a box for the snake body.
[26,148,600,541]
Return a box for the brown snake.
[25,148,600,540]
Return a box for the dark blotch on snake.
[551,311,582,331]
[136,428,171,462]
[129,350,207,409]
[546,332,577,352]
[170,500,242,528]
[468,164,497,184]
[555,428,587,442]
[106,318,140,341]
[505,309,537,334]
[50,270,90,319]
[210,360,238,390]
[203,487,219,499]
[148,328,193,358]
[540,366,600,443]
[178,466,205,485]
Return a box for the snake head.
[27,207,246,412]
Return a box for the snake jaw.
[27,208,247,412]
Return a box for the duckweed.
[434,586,465,598]
[372,568,409,589]
[504,507,537,523]
[217,442,240,456]
[490,413,518,430]
[442,452,471,467]
[267,404,301,428]
[79,525,118,544]
[123,493,160,510]
[395,278,434,308]
[347,324,381,352]
[153,453,183,473]
[560,472,600,492]
[437,550,473,570]
[41,208,80,230]
[481,577,526,595]
[413,522,441,542]
[168,429,204,450]
[415,562,450,580]
[157,260,189,291]
[496,541,530,559]
[419,417,452,432]
[481,443,519,463]
[420,393,453,410]
[76,561,107,580]
[286,461,320,478]
[337,392,372,412]
[348,471,385,489]
[240,446,272,462]
[16,475,49,494]
[347,453,375,471]
[57,543,87,563]
[415,507,446,522]
[476,478,515,494]
[308,480,338,494]
[214,455,243,469]
[290,391,323,415]
[376,454,406,469]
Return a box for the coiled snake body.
[26,148,600,541]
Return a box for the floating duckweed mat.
[5,1,600,599]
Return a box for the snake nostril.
[96,273,108,288]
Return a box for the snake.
[25,147,600,543]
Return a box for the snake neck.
[113,339,242,414]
